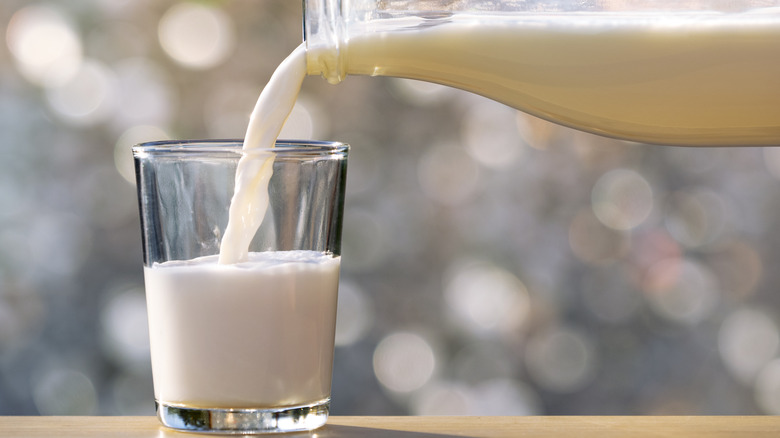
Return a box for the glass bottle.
[303,0,780,146]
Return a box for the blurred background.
[3,0,780,416]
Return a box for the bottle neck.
[303,0,346,84]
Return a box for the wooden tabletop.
[1,416,779,437]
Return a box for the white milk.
[146,7,780,411]
[144,251,340,408]
[310,11,780,145]
[219,44,307,264]
[216,11,780,263]
[144,46,328,412]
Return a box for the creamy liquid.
[147,8,780,407]
[219,11,780,260]
[144,46,320,410]
[219,44,307,264]
[318,11,780,145]
[144,251,340,408]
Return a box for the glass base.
[156,399,330,434]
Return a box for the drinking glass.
[133,139,348,433]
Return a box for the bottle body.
[304,1,780,146]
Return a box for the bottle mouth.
[302,0,345,84]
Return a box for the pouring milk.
[146,6,780,412]
[143,45,338,410]
[217,9,780,262]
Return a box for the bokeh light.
[411,381,471,415]
[100,286,150,372]
[373,332,437,394]
[719,308,779,385]
[158,3,235,70]
[334,281,374,347]
[6,5,82,87]
[642,258,719,325]
[389,78,453,107]
[468,379,542,415]
[444,259,530,337]
[45,59,117,126]
[278,97,319,140]
[591,168,653,231]
[525,326,597,393]
[111,57,175,130]
[663,188,727,248]
[462,99,526,169]
[755,359,780,414]
[115,125,171,185]
[32,368,97,415]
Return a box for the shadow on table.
[295,424,469,438]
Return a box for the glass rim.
[132,139,349,156]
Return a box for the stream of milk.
[218,44,308,264]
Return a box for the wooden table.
[1,416,779,437]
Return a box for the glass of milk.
[133,139,348,434]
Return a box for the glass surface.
[133,139,348,433]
